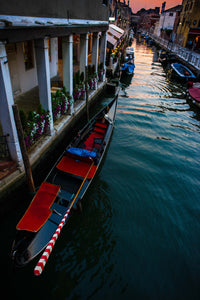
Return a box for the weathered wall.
[0,0,109,21]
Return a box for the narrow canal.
[1,40,200,300]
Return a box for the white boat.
[125,47,134,56]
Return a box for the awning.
[107,32,118,48]
[107,24,124,49]
[109,24,124,35]
[108,27,122,39]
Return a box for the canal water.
[1,41,200,300]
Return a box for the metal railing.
[0,134,10,160]
[150,34,200,73]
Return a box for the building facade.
[176,0,200,48]
[0,0,109,169]
[154,5,182,41]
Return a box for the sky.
[129,0,182,13]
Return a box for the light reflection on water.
[2,41,200,300]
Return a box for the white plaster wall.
[49,38,58,78]
[14,38,58,95]
[16,42,38,93]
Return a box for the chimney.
[161,2,166,13]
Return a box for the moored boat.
[125,46,134,56]
[11,92,119,268]
[186,81,200,108]
[168,62,196,82]
[121,62,135,75]
[121,47,135,75]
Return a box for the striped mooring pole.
[34,207,70,276]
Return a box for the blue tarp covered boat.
[121,62,135,75]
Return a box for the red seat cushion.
[16,182,60,232]
[84,132,103,150]
[95,122,108,129]
[56,156,97,179]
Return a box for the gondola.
[121,62,135,75]
[11,92,119,268]
[121,46,135,75]
[186,81,200,108]
[168,62,196,82]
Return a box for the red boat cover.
[189,87,200,103]
[57,156,97,179]
[16,182,60,232]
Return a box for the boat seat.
[94,127,106,134]
[16,182,60,232]
[56,156,97,179]
[95,122,108,129]
[59,189,74,202]
[84,132,103,151]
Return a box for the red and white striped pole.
[34,207,70,276]
[34,160,94,276]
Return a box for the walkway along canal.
[1,40,200,299]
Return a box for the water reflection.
[51,176,116,298]
[1,39,200,300]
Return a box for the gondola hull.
[11,93,118,267]
[169,63,196,82]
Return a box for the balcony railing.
[150,34,200,72]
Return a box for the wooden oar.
[34,160,94,276]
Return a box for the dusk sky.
[129,0,182,13]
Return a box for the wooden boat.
[11,93,118,267]
[122,47,135,75]
[121,62,135,75]
[187,81,200,108]
[169,62,196,82]
[125,46,134,56]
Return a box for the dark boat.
[121,62,135,75]
[121,47,135,75]
[11,93,118,267]
[158,50,177,68]
[168,62,196,82]
[186,81,200,108]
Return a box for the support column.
[92,32,99,74]
[100,31,107,81]
[0,42,23,167]
[35,38,54,134]
[62,35,74,114]
[80,33,89,77]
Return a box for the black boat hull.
[11,93,118,267]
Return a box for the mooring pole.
[85,65,89,122]
[12,104,35,194]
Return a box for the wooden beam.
[12,104,35,194]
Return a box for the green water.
[1,41,200,299]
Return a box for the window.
[22,41,34,70]
[169,12,173,16]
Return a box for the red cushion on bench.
[56,156,97,179]
[95,122,108,129]
[84,132,103,150]
[16,182,60,232]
